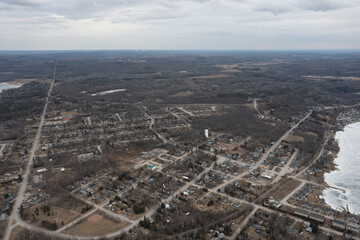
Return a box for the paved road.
[4,61,56,240]
[272,149,298,183]
[280,180,305,205]
[230,206,258,240]
[143,111,168,143]
[295,109,338,178]
[165,107,191,127]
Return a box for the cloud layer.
[0,0,359,50]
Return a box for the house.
[182,176,190,181]
[261,175,272,180]
[36,168,47,173]
[21,203,29,209]
[79,189,89,197]
[273,201,282,209]
[259,164,269,169]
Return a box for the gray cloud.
[254,4,293,15]
[0,0,50,6]
[298,0,347,11]
[0,0,359,50]
[247,0,355,15]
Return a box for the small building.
[147,165,157,171]
[259,164,269,169]
[332,219,346,230]
[36,168,47,173]
[294,208,309,218]
[21,203,29,209]
[182,175,190,181]
[273,201,282,209]
[79,190,89,197]
[261,175,272,180]
[309,212,325,223]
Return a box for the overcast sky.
[0,0,359,50]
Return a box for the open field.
[9,225,24,240]
[191,74,228,79]
[269,178,302,201]
[285,135,305,143]
[303,75,360,81]
[64,213,130,237]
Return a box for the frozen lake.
[323,122,360,214]
[91,89,126,96]
[0,83,20,93]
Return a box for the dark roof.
[332,219,346,226]
[309,212,325,221]
[294,208,309,216]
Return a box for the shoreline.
[322,120,360,214]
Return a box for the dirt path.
[177,107,194,116]
[0,143,5,158]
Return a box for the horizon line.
[0,49,360,52]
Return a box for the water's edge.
[323,122,360,214]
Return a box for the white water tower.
[205,129,209,138]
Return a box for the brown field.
[216,64,239,69]
[306,188,327,206]
[64,213,130,237]
[170,90,194,97]
[88,213,104,223]
[192,74,228,79]
[270,178,301,201]
[303,75,360,81]
[107,143,155,171]
[285,135,305,143]
[307,131,318,137]
[215,142,247,156]
[25,204,81,229]
[300,173,326,185]
[9,225,24,240]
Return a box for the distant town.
[1,51,360,240]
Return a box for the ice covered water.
[323,122,360,214]
[0,83,20,93]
